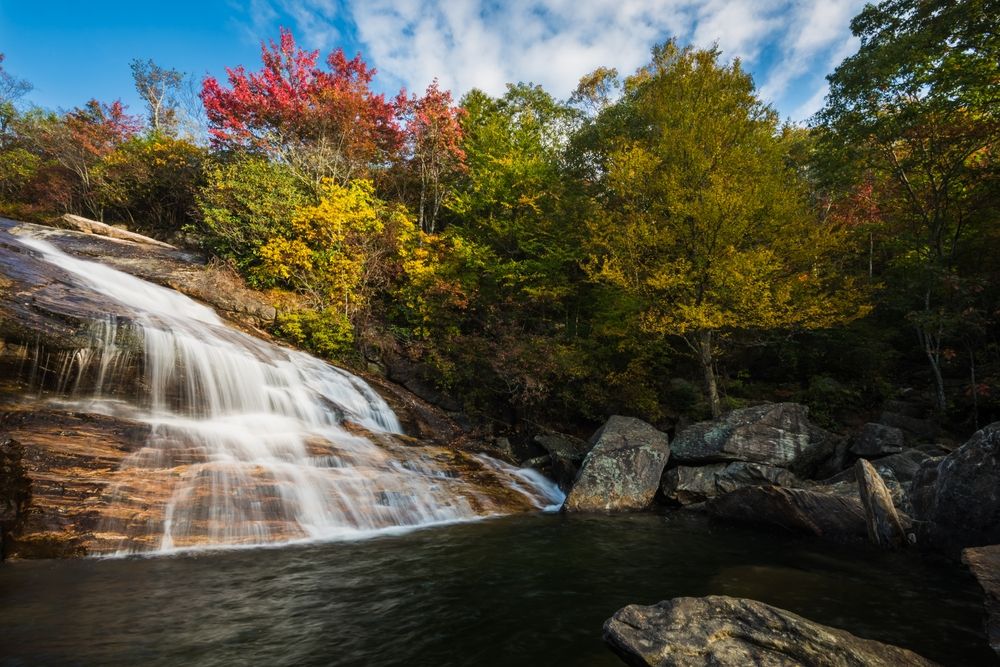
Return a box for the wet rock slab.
[603,595,938,666]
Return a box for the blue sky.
[0,0,865,123]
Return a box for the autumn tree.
[201,28,400,192]
[130,58,184,135]
[586,42,869,417]
[396,80,466,233]
[816,0,1000,413]
[26,99,141,219]
[98,133,205,236]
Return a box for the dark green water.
[0,512,993,666]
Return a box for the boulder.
[52,213,176,248]
[869,448,934,485]
[603,595,937,667]
[563,416,670,512]
[820,465,913,516]
[879,411,938,442]
[962,545,1000,658]
[534,432,591,491]
[854,459,909,548]
[670,403,836,477]
[850,423,904,458]
[704,485,869,543]
[910,422,1000,550]
[662,462,799,505]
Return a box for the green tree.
[196,155,308,276]
[586,42,869,417]
[816,0,1000,412]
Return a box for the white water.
[19,236,563,554]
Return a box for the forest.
[1,0,997,439]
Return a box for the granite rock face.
[670,403,835,477]
[662,461,799,505]
[910,422,1000,551]
[703,485,870,543]
[603,595,938,667]
[563,416,670,512]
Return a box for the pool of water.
[0,512,993,666]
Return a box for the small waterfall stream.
[17,236,563,554]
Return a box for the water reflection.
[0,513,991,666]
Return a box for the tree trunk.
[917,289,947,414]
[697,329,722,418]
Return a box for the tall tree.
[130,58,184,135]
[816,0,1000,412]
[587,42,868,417]
[396,80,466,233]
[0,53,32,150]
[201,28,400,192]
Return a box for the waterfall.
[17,236,563,554]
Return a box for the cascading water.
[16,236,563,554]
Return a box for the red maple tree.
[202,28,400,189]
[396,80,466,233]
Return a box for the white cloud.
[242,0,863,119]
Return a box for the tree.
[201,28,400,192]
[0,53,32,150]
[586,42,869,417]
[396,80,466,233]
[27,100,141,219]
[816,0,1000,413]
[130,58,184,135]
[97,134,205,236]
[196,154,308,275]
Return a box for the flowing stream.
[17,236,562,554]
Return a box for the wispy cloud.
[240,0,864,121]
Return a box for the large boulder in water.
[962,545,1000,658]
[670,403,836,477]
[910,422,1000,551]
[563,416,670,512]
[603,595,938,667]
[662,461,799,506]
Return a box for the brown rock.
[603,595,938,666]
[854,459,909,548]
[962,545,1000,658]
[51,213,176,248]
